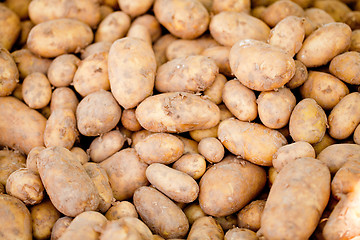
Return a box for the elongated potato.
[172,153,206,180]
[188,216,224,240]
[108,37,156,109]
[37,147,99,217]
[22,72,52,109]
[218,118,287,166]
[199,156,266,217]
[0,97,46,154]
[95,11,131,43]
[133,186,189,239]
[262,0,304,27]
[126,24,152,45]
[105,201,138,220]
[259,158,330,240]
[237,200,266,232]
[27,18,94,58]
[50,87,79,114]
[211,0,250,14]
[0,48,19,97]
[166,38,213,61]
[330,51,360,85]
[230,39,295,91]
[198,137,224,163]
[136,92,220,133]
[313,0,351,22]
[0,5,20,50]
[48,54,80,88]
[304,8,335,30]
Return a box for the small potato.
[6,168,44,205]
[268,167,278,187]
[177,136,199,154]
[48,54,80,88]
[259,158,330,240]
[304,8,335,30]
[22,72,51,109]
[350,29,360,52]
[50,87,78,114]
[121,109,142,132]
[132,14,162,42]
[218,118,287,166]
[135,133,184,165]
[211,0,250,14]
[26,146,44,174]
[262,0,304,27]
[30,199,60,240]
[12,83,23,101]
[0,48,18,97]
[17,20,34,47]
[4,0,31,20]
[27,18,94,58]
[225,228,258,240]
[133,186,189,239]
[210,11,270,47]
[95,11,131,43]
[51,217,72,240]
[346,11,360,30]
[199,156,266,217]
[198,137,224,163]
[188,216,224,240]
[172,153,206,180]
[0,97,46,154]
[313,0,351,22]
[105,201,138,220]
[76,90,121,136]
[215,215,237,232]
[289,98,327,144]
[300,71,349,110]
[237,200,265,232]
[111,217,153,240]
[100,220,142,240]
[286,60,308,89]
[153,34,178,67]
[184,203,207,225]
[331,159,360,200]
[99,5,113,20]
[313,133,337,157]
[126,23,152,45]
[118,0,153,18]
[100,148,149,201]
[81,41,112,60]
[136,92,220,133]
[0,150,26,185]
[70,147,89,165]
[272,141,315,172]
[230,40,295,91]
[155,55,218,93]
[0,5,20,50]
[189,125,218,142]
[202,47,232,77]
[131,130,153,148]
[297,23,352,67]
[257,87,296,129]
[328,92,360,140]
[0,194,32,240]
[330,51,360,85]
[222,80,257,122]
[154,0,209,39]
[354,124,360,144]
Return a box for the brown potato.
[4,0,31,20]
[177,136,199,154]
[99,5,113,21]
[95,11,131,43]
[259,158,330,240]
[350,29,360,52]
[225,228,258,240]
[0,48,18,97]
[313,133,337,157]
[237,200,265,232]
[189,125,218,142]
[198,137,224,163]
[330,51,360,85]
[0,5,20,50]
[118,0,153,18]
[26,146,44,174]
[132,14,162,42]
[153,34,178,67]
[70,147,89,165]
[286,60,308,89]
[48,54,80,88]
[17,20,34,47]
[100,219,142,240]
[105,201,138,220]
[183,203,207,225]
[202,47,232,77]
[331,159,360,200]
[210,11,270,47]
[113,217,153,240]
[313,0,351,22]
[165,38,212,61]
[81,41,112,60]
[51,217,72,240]
[131,130,153,148]
[22,72,51,109]
[12,82,23,101]
[304,8,335,30]
[126,23,152,45]
[262,0,304,27]
[188,216,224,240]
[121,109,142,132]
[50,87,78,114]
[354,124,360,144]
[211,0,250,14]
[172,153,206,180]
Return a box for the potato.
[257,87,296,129]
[237,200,265,232]
[258,158,330,240]
[50,87,78,114]
[304,8,335,30]
[121,109,142,132]
[210,11,270,47]
[188,216,224,240]
[199,156,266,217]
[0,194,32,240]
[51,217,72,240]
[133,186,189,239]
[166,39,205,61]
[289,98,327,144]
[354,124,360,144]
[317,144,360,174]
[115,217,153,240]
[95,11,131,43]
[30,199,60,240]
[100,220,142,240]
[100,148,149,201]
[329,51,360,85]
[105,201,138,220]
[37,147,99,217]
[108,37,156,109]
[262,0,304,27]
[136,92,220,133]
[70,147,89,165]
[222,80,257,122]
[218,118,287,166]
[154,0,209,39]
[268,16,305,57]
[28,0,101,28]
[132,14,162,42]
[202,47,232,77]
[0,97,46,154]
[99,5,113,21]
[328,92,360,140]
[189,125,218,142]
[11,49,51,79]
[76,90,121,136]
[211,0,250,14]
[177,136,199,154]
[25,146,44,175]
[48,54,80,88]
[350,29,360,51]
[0,5,20,50]
[153,34,178,67]
[126,23,152,45]
[300,71,349,110]
[27,18,94,58]
[286,60,308,89]
[272,141,315,172]
[22,72,51,109]
[4,0,31,20]
[225,228,258,240]
[81,41,112,60]
[0,48,18,97]
[331,159,360,200]
[59,211,107,240]
[17,20,34,48]
[230,40,295,91]
[297,23,352,68]
[184,203,207,225]
[12,83,23,101]
[6,168,44,205]
[198,137,224,163]
[313,0,351,22]
[118,0,153,18]
[172,153,206,180]
[135,133,184,164]
[313,133,337,157]
[131,130,153,148]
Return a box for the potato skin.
[187,216,224,240]
[95,11,131,43]
[237,200,265,232]
[105,201,138,220]
[199,156,267,217]
[0,5,20,50]
[0,194,32,240]
[304,8,335,30]
[0,48,19,97]
[0,97,46,154]
[51,217,72,240]
[225,228,258,240]
[262,0,304,27]
[198,137,224,163]
[136,92,220,133]
[330,51,360,85]
[172,153,206,180]
[37,147,100,217]
[259,158,330,240]
[202,47,232,77]
[132,14,162,42]
[22,72,52,109]
[50,87,79,114]
[48,54,80,88]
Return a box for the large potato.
[330,51,360,85]
[229,39,295,91]
[0,5,20,50]
[187,216,224,240]
[136,92,220,133]
[313,0,351,22]
[0,48,18,97]
[95,11,131,43]
[0,149,25,185]
[108,37,156,109]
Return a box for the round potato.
[51,217,72,240]
[50,87,78,114]
[0,5,20,50]
[350,29,360,52]
[118,0,153,18]
[237,200,266,232]
[188,216,224,240]
[22,72,52,109]
[132,14,162,42]
[81,41,112,60]
[172,153,206,180]
[70,147,89,165]
[95,11,131,43]
[126,23,152,45]
[329,51,360,85]
[0,48,19,97]
[198,137,224,163]
[286,60,308,89]
[262,0,304,27]
[189,125,218,142]
[121,109,142,132]
[48,54,80,88]
[105,201,138,220]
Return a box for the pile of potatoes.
[1,0,360,239]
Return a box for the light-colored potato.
[172,153,206,180]
[154,0,209,39]
[259,158,330,240]
[286,60,308,89]
[198,137,224,163]
[184,203,207,225]
[131,130,153,148]
[4,0,31,20]
[0,5,20,50]
[0,97,46,154]
[50,87,78,114]
[189,125,218,142]
[12,83,23,100]
[237,200,265,232]
[17,20,34,47]
[330,51,360,85]
[289,98,327,144]
[100,148,149,200]
[313,133,337,157]
[105,201,138,220]
[354,124,360,144]
[218,118,287,166]
[268,167,278,187]
[177,136,199,154]
[230,40,295,91]
[27,18,94,58]
[70,147,89,165]
[132,14,162,42]
[165,38,216,61]
[22,72,51,109]
[26,146,44,174]
[76,90,121,136]
[304,8,335,30]
[31,199,60,240]
[262,0,304,27]
[51,217,72,240]
[331,159,360,200]
[225,228,258,240]
[136,92,220,133]
[118,0,153,18]
[210,11,270,47]
[350,29,360,52]
[202,47,232,77]
[48,54,80,88]
[99,5,113,21]
[328,92,360,140]
[95,11,131,43]
[100,220,142,240]
[112,217,153,240]
[188,216,224,240]
[313,0,351,22]
[0,48,18,97]
[37,147,100,217]
[81,41,112,60]
[211,0,250,14]
[153,34,178,67]
[121,109,142,132]
[126,23,152,45]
